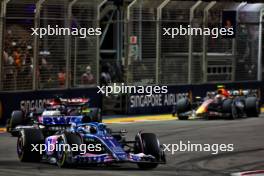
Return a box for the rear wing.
[45,98,89,107]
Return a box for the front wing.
[69,153,165,164]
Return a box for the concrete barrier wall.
[127,82,263,114]
[0,81,262,125]
[0,88,102,125]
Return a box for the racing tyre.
[10,110,24,136]
[222,99,233,113]
[176,98,191,120]
[231,104,239,120]
[56,132,82,168]
[135,133,163,169]
[245,97,260,117]
[90,108,102,123]
[223,99,239,120]
[17,129,44,162]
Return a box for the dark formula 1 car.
[16,122,166,169]
[172,91,260,120]
[7,98,102,136]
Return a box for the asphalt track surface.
[0,116,264,176]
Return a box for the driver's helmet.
[217,85,229,97]
[84,125,91,132]
[217,89,223,95]
[78,124,97,134]
[77,124,91,133]
[81,107,90,114]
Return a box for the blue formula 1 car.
[17,122,166,169]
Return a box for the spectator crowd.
[2,23,125,91]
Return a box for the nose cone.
[196,106,206,116]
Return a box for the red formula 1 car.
[172,89,260,120]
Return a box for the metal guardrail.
[126,0,264,85]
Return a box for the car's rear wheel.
[10,110,24,136]
[222,99,239,120]
[134,133,163,169]
[17,129,44,162]
[245,97,260,117]
[175,98,191,120]
[231,104,239,119]
[222,99,233,113]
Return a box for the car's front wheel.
[56,132,82,168]
[134,133,164,169]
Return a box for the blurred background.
[0,0,264,123]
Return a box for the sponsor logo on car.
[42,116,83,125]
